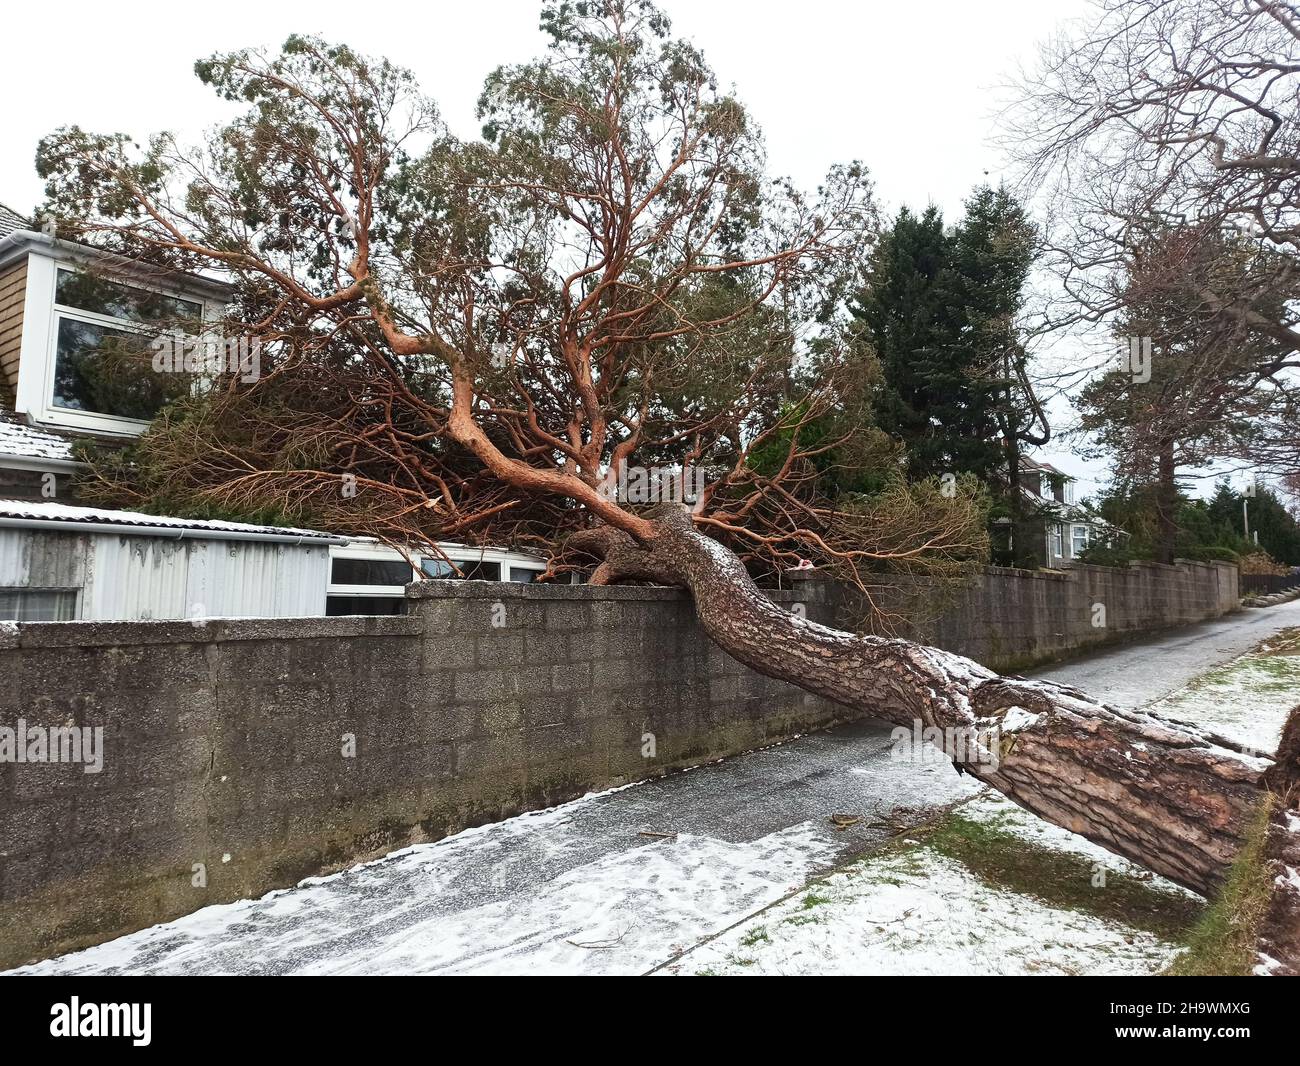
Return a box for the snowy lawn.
[660,793,1202,976]
[1141,626,1300,754]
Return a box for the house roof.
[1020,455,1072,479]
[0,202,30,241]
[0,498,345,542]
[0,412,80,465]
[0,205,233,302]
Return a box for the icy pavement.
[1033,596,1300,711]
[10,601,1295,976]
[7,722,980,975]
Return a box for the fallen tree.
[574,504,1283,901]
[35,2,1297,970]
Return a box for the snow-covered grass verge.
[1143,627,1300,754]
[663,793,1202,976]
[669,631,1300,977]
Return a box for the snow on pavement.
[15,813,843,975]
[8,725,979,975]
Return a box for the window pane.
[330,557,413,586]
[509,568,539,583]
[53,317,188,419]
[459,561,500,580]
[56,269,202,325]
[326,595,406,616]
[419,558,501,580]
[0,589,77,621]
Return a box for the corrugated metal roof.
[0,498,341,540]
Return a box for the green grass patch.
[1166,797,1276,976]
[1180,628,1300,695]
[781,913,824,927]
[920,810,1204,942]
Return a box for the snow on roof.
[0,202,31,241]
[0,498,343,541]
[0,415,79,463]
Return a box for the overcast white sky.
[0,0,1125,494]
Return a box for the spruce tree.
[855,206,951,479]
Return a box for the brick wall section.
[0,584,840,968]
[792,559,1239,672]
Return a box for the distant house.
[1018,456,1120,568]
[0,201,546,620]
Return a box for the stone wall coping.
[0,614,421,650]
[0,581,818,648]
[405,579,804,603]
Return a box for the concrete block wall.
[0,559,1236,966]
[0,583,841,968]
[792,559,1239,673]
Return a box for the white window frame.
[327,541,546,600]
[15,250,223,437]
[0,586,81,621]
[1071,524,1090,557]
[328,544,419,599]
[1051,523,1065,558]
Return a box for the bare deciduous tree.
[1011,0,1300,474]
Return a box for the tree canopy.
[41,1,987,594]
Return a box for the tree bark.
[574,504,1299,967]
[1259,712,1300,975]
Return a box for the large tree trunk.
[573,504,1299,970]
